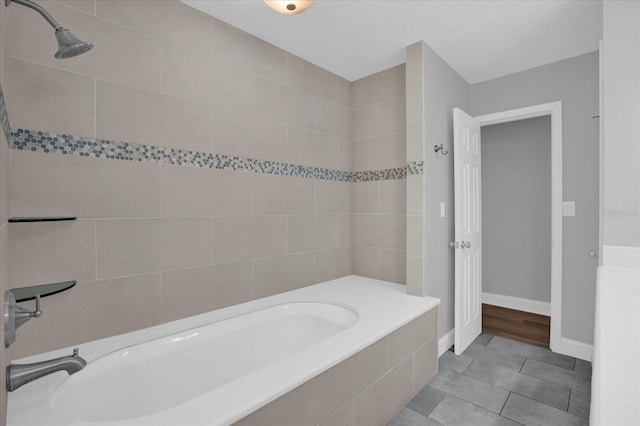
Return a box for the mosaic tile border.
[0,85,11,145]
[11,128,424,182]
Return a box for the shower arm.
[5,0,63,31]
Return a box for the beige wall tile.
[253,175,314,215]
[352,105,379,141]
[387,309,437,368]
[9,1,162,92]
[254,77,314,130]
[380,249,406,285]
[405,42,423,83]
[55,0,96,15]
[97,0,213,58]
[287,54,338,102]
[160,261,252,322]
[352,64,406,109]
[352,133,406,171]
[10,273,162,359]
[406,80,424,123]
[315,246,351,283]
[354,356,413,426]
[379,97,406,136]
[96,80,212,153]
[315,98,351,139]
[379,179,406,214]
[213,19,287,84]
[351,181,379,214]
[352,214,405,250]
[412,338,438,395]
[319,401,354,426]
[315,214,341,249]
[287,214,315,253]
[9,151,88,218]
[5,58,95,137]
[235,384,309,426]
[213,216,287,263]
[340,214,352,246]
[350,337,389,394]
[96,218,213,278]
[212,108,287,162]
[163,45,253,112]
[287,126,340,170]
[161,166,252,217]
[339,139,352,171]
[406,120,424,162]
[406,255,424,296]
[86,158,160,218]
[0,134,8,225]
[352,246,379,279]
[306,357,355,425]
[9,220,96,287]
[337,77,352,110]
[407,215,423,257]
[253,252,316,299]
[315,181,350,214]
[406,174,423,216]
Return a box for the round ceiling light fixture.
[264,0,315,15]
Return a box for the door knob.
[588,249,599,260]
[463,241,471,249]
[449,241,459,249]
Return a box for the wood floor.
[482,304,550,348]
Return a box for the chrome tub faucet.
[7,348,86,391]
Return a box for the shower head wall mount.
[5,0,93,58]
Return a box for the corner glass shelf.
[10,281,76,303]
[9,217,77,223]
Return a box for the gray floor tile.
[439,350,474,373]
[573,359,592,378]
[428,367,510,413]
[568,390,591,419]
[461,342,526,371]
[428,394,519,426]
[407,385,446,418]
[521,359,591,394]
[501,393,587,426]
[388,407,442,426]
[474,333,494,345]
[488,336,575,370]
[465,359,570,410]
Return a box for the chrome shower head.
[54,28,93,59]
[5,0,93,59]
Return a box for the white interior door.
[453,107,482,355]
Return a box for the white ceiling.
[183,0,602,84]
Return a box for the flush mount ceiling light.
[264,0,315,15]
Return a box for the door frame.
[474,101,562,352]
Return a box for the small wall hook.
[434,144,448,155]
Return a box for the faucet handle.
[73,348,79,357]
[32,294,42,318]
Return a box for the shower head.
[54,28,93,59]
[5,0,93,59]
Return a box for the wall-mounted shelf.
[9,216,77,223]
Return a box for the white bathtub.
[7,275,439,426]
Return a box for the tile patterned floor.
[388,333,592,426]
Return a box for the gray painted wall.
[469,52,599,344]
[602,1,640,249]
[482,117,551,303]
[422,43,470,339]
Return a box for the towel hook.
[434,144,448,155]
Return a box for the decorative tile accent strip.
[0,85,11,145]
[11,128,425,182]
[407,161,424,175]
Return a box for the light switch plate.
[563,201,576,217]
[440,202,445,217]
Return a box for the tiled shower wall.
[3,0,355,359]
[2,0,411,362]
[351,66,407,283]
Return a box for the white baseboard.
[482,292,551,316]
[438,328,455,357]
[560,337,593,361]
